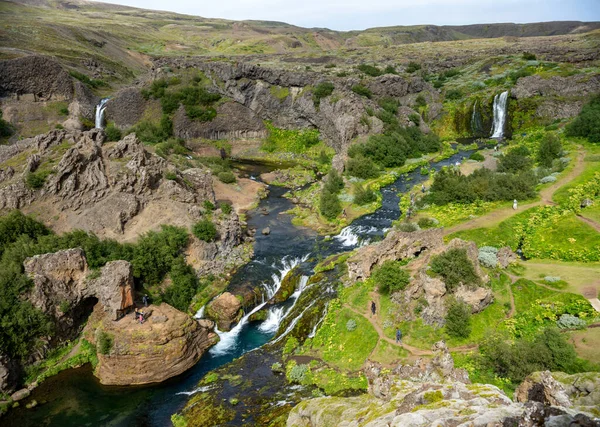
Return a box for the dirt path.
[444,149,586,236]
[345,291,477,358]
[577,215,600,233]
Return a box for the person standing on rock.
[371,301,376,317]
[396,328,402,344]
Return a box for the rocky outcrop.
[0,56,74,100]
[497,246,517,268]
[93,303,218,385]
[173,101,266,140]
[24,248,134,337]
[515,371,572,407]
[206,292,243,331]
[347,228,444,281]
[0,354,20,395]
[454,284,494,313]
[104,87,147,129]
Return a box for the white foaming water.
[95,98,109,129]
[194,305,205,319]
[308,303,328,338]
[335,225,378,247]
[259,275,310,334]
[176,385,215,396]
[269,300,317,345]
[490,91,509,138]
[209,254,309,356]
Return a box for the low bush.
[346,319,357,331]
[430,248,480,291]
[469,152,485,162]
[478,250,498,268]
[104,123,122,142]
[540,175,557,184]
[415,95,427,107]
[353,184,377,205]
[566,95,600,142]
[417,217,438,229]
[131,116,172,144]
[405,62,421,73]
[345,156,379,179]
[324,169,344,194]
[192,219,217,242]
[351,84,372,99]
[397,222,420,232]
[522,52,537,60]
[445,299,471,339]
[203,200,215,211]
[312,82,335,107]
[97,331,113,355]
[408,113,421,125]
[556,314,587,330]
[357,64,382,77]
[372,260,411,294]
[287,362,308,383]
[25,170,52,189]
[319,189,342,220]
[217,171,236,184]
[220,202,233,215]
[445,89,463,101]
[68,70,107,88]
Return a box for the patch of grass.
[269,85,289,101]
[370,340,409,365]
[569,328,600,364]
[511,279,558,313]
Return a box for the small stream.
[3,150,473,427]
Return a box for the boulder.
[94,304,218,385]
[24,248,135,338]
[0,354,19,395]
[347,228,444,281]
[10,388,30,402]
[454,285,494,313]
[515,371,572,407]
[262,227,271,235]
[497,246,518,268]
[206,292,243,331]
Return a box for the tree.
[537,133,563,168]
[430,248,480,291]
[319,189,341,220]
[353,184,377,205]
[372,260,411,294]
[445,300,472,338]
[192,219,217,242]
[324,169,344,194]
[566,95,600,143]
[498,146,533,173]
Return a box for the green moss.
[269,85,290,101]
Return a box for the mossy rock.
[249,308,268,322]
[271,266,302,304]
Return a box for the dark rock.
[104,87,147,129]
[0,354,20,395]
[0,56,74,100]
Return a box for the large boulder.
[206,292,243,331]
[0,56,74,100]
[0,354,20,395]
[454,285,494,313]
[104,87,147,129]
[515,371,572,407]
[24,248,135,337]
[93,304,218,385]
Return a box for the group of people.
[370,300,403,344]
[133,294,150,324]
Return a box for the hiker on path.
[513,199,518,210]
[396,328,402,344]
[421,184,425,194]
[143,294,149,307]
[371,301,376,317]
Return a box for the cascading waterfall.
[490,91,509,138]
[471,100,483,136]
[209,254,309,356]
[95,98,109,129]
[193,305,205,319]
[259,275,310,334]
[334,225,377,247]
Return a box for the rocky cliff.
[92,303,218,385]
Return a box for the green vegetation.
[537,133,563,168]
[353,183,377,205]
[371,260,410,294]
[220,202,233,215]
[351,84,372,98]
[97,331,114,355]
[269,85,289,101]
[192,219,218,242]
[445,300,472,339]
[469,152,485,161]
[25,170,52,189]
[163,257,210,311]
[312,82,334,107]
[430,248,480,291]
[319,169,344,220]
[217,171,236,184]
[104,122,122,142]
[566,95,600,142]
[0,110,14,139]
[357,64,383,77]
[68,70,107,88]
[405,62,421,73]
[130,116,173,144]
[261,122,320,153]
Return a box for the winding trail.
[444,148,586,236]
[577,214,600,233]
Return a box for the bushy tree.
[312,82,334,106]
[353,184,377,205]
[537,133,563,168]
[105,122,122,142]
[498,146,533,173]
[372,260,411,294]
[445,299,472,338]
[0,210,50,257]
[319,189,341,220]
[566,95,600,142]
[192,219,217,243]
[346,156,379,179]
[324,169,344,194]
[163,256,203,311]
[430,248,480,291]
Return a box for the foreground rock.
[287,342,600,427]
[92,303,218,385]
[205,292,243,331]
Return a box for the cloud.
[93,0,600,31]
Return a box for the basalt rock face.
[24,248,135,338]
[173,101,267,140]
[93,304,218,385]
[104,87,147,129]
[287,347,599,427]
[0,354,20,395]
[347,228,445,281]
[0,56,74,100]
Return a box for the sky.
[95,0,600,31]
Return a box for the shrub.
[0,211,50,257]
[445,89,463,101]
[271,362,284,373]
[345,156,379,179]
[203,200,215,211]
[25,170,52,189]
[357,64,382,77]
[522,52,537,60]
[540,175,557,184]
[346,319,357,331]
[97,331,113,355]
[318,150,330,164]
[0,110,14,138]
[430,248,480,291]
[288,363,308,383]
[415,95,427,107]
[408,113,421,125]
[131,116,172,144]
[537,133,563,168]
[498,146,533,173]
[469,152,485,162]
[378,97,400,115]
[372,260,411,294]
[544,276,561,283]
[556,314,586,330]
[406,62,421,73]
[353,184,377,205]
[192,219,217,242]
[351,84,372,98]
[417,217,438,229]
[319,189,342,220]
[68,70,107,88]
[185,106,217,122]
[312,82,335,106]
[218,171,236,184]
[162,256,204,311]
[397,222,420,232]
[445,300,472,339]
[478,250,498,268]
[220,202,233,215]
[104,122,122,142]
[442,68,461,79]
[324,169,344,194]
[565,95,600,142]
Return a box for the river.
[2,149,472,427]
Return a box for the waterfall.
[334,225,377,247]
[471,100,483,136]
[95,98,109,129]
[259,275,310,334]
[490,91,509,138]
[209,254,309,356]
[194,305,205,319]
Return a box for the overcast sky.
[97,0,600,31]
